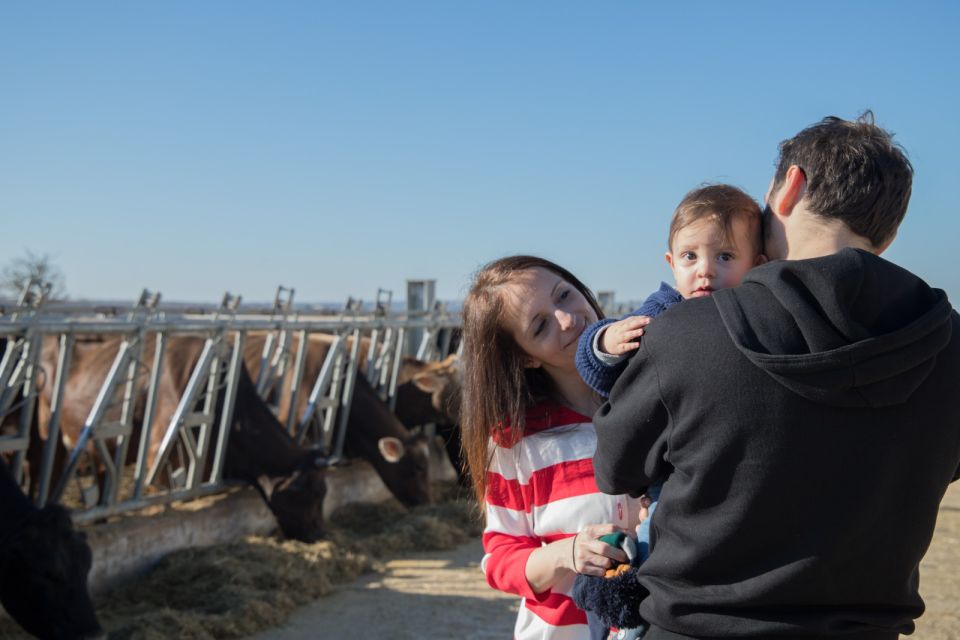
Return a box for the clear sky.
[2,2,958,307]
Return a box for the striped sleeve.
[481,443,548,601]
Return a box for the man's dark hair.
[771,110,913,248]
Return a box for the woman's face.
[500,267,598,375]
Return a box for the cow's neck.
[0,463,36,540]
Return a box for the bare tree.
[0,250,68,301]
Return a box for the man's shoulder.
[636,282,683,317]
[638,296,726,358]
[647,295,721,328]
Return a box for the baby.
[573,184,766,640]
[577,183,766,394]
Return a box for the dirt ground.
[1,483,955,639]
[913,481,960,637]
[246,539,517,640]
[247,483,960,640]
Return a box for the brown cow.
[243,332,434,506]
[36,334,328,542]
[1,457,104,640]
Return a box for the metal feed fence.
[0,288,460,524]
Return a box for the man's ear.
[774,165,807,216]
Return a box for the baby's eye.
[718,253,734,262]
[681,251,697,261]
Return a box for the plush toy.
[571,531,648,639]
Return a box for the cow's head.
[404,355,462,425]
[377,433,432,507]
[0,505,104,640]
[253,451,328,543]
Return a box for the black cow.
[394,355,466,486]
[243,333,433,506]
[345,374,431,506]
[0,458,104,640]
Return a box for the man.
[592,113,960,639]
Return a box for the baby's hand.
[600,316,651,355]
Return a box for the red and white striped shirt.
[481,402,638,640]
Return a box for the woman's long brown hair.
[460,255,604,506]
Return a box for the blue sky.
[2,2,958,306]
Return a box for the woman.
[461,255,640,640]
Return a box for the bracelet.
[571,532,580,574]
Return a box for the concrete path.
[246,538,518,640]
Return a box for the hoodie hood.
[713,248,954,408]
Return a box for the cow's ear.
[439,354,458,368]
[397,356,428,385]
[378,437,404,463]
[412,371,447,394]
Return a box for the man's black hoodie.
[593,249,960,639]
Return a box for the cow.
[35,334,328,542]
[242,332,434,506]
[0,457,104,640]
[393,355,466,486]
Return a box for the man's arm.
[592,341,672,496]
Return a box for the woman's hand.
[571,523,629,576]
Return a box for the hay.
[98,536,373,639]
[0,481,481,640]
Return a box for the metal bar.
[0,316,461,336]
[416,327,434,361]
[0,338,29,418]
[145,339,216,485]
[254,332,276,396]
[133,332,166,500]
[387,327,406,412]
[107,333,144,504]
[187,339,223,489]
[296,334,345,444]
[319,344,345,449]
[329,328,363,462]
[51,338,135,502]
[38,333,74,507]
[284,330,309,435]
[364,329,380,384]
[8,331,41,478]
[374,327,395,389]
[439,327,453,359]
[209,330,245,484]
[0,338,22,410]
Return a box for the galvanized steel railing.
[0,290,460,524]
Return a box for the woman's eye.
[533,319,546,336]
[559,289,570,300]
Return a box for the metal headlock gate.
[0,284,461,524]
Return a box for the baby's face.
[665,216,761,299]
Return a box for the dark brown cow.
[36,335,328,542]
[394,355,466,486]
[243,333,432,506]
[0,457,104,640]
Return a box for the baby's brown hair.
[668,184,763,256]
